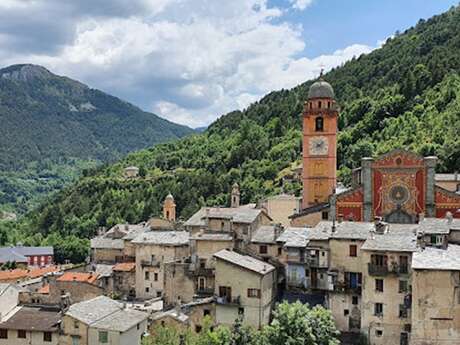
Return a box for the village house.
[0,246,54,268]
[411,244,460,345]
[259,194,301,228]
[112,262,136,299]
[61,296,148,345]
[0,305,61,345]
[360,225,417,345]
[132,231,190,299]
[249,224,283,261]
[213,249,275,329]
[0,284,20,321]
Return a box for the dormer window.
[315,117,324,131]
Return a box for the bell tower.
[163,193,176,222]
[302,74,338,209]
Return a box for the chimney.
[446,211,453,224]
[374,216,386,234]
[338,214,344,223]
[274,223,283,238]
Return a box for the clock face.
[309,136,328,155]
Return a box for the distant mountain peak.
[0,64,53,82]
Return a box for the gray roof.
[105,223,147,240]
[90,238,125,250]
[184,205,265,227]
[152,309,189,323]
[412,244,460,271]
[361,230,418,252]
[308,79,335,99]
[417,218,460,235]
[191,233,233,241]
[251,225,278,244]
[0,246,53,263]
[132,231,189,246]
[92,308,148,332]
[310,221,373,240]
[0,306,61,332]
[94,264,114,278]
[214,249,275,275]
[276,227,311,247]
[66,296,122,324]
[435,173,459,181]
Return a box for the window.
[44,332,52,342]
[345,272,362,289]
[145,271,150,280]
[243,226,249,235]
[0,329,7,339]
[344,309,349,316]
[371,254,387,266]
[400,332,409,345]
[259,245,268,254]
[18,330,26,338]
[315,116,324,131]
[221,222,225,230]
[374,303,383,316]
[137,323,140,330]
[399,280,408,293]
[327,101,331,109]
[72,336,80,345]
[145,287,150,293]
[74,321,79,329]
[321,211,329,220]
[309,102,313,109]
[318,101,322,108]
[99,331,108,343]
[198,277,206,290]
[399,256,409,273]
[399,304,408,318]
[430,235,443,246]
[352,296,359,305]
[195,325,203,333]
[219,286,232,302]
[247,288,261,298]
[157,291,162,297]
[238,307,244,315]
[204,309,211,317]
[154,273,158,281]
[375,279,384,292]
[375,330,383,337]
[349,245,357,257]
[277,247,282,256]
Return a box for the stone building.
[411,244,460,345]
[213,249,275,329]
[249,224,283,260]
[61,296,148,345]
[112,262,136,299]
[0,306,61,345]
[163,194,176,222]
[259,194,301,227]
[132,231,189,299]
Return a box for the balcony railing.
[368,263,389,276]
[286,255,328,268]
[196,288,214,296]
[216,295,241,306]
[334,281,362,294]
[141,259,160,267]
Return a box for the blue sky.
[275,0,458,57]
[0,0,457,127]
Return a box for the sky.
[0,0,457,128]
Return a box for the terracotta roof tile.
[113,262,136,272]
[0,266,60,282]
[57,272,99,284]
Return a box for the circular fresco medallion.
[389,185,409,205]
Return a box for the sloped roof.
[0,306,61,332]
[412,244,460,271]
[191,233,233,241]
[417,217,460,234]
[92,308,148,332]
[214,249,275,275]
[57,272,98,284]
[361,230,418,252]
[435,173,460,181]
[184,205,266,226]
[113,262,136,272]
[66,296,121,324]
[251,225,278,244]
[0,266,60,282]
[90,237,125,250]
[0,246,51,263]
[152,309,189,323]
[132,231,189,246]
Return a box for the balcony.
[286,255,328,268]
[141,259,160,267]
[334,281,362,294]
[216,295,241,306]
[196,288,214,296]
[368,263,389,276]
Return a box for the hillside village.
[0,78,458,345]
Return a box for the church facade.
[292,78,460,225]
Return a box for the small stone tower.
[163,193,176,222]
[231,183,240,208]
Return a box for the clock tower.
[301,75,338,209]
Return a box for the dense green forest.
[2,6,460,262]
[0,64,193,213]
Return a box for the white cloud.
[0,0,376,128]
[290,0,314,11]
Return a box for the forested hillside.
[4,6,460,262]
[0,64,193,213]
